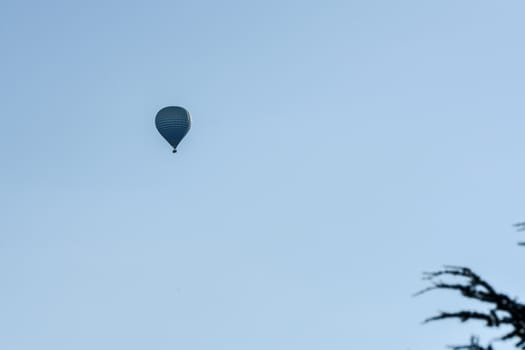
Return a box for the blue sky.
[1,1,525,349]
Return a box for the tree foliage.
[418,225,525,350]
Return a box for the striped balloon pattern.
[155,106,191,153]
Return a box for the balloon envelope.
[155,106,191,152]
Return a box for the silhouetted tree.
[449,336,493,350]
[515,223,525,246]
[417,224,525,350]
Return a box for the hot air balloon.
[155,106,191,153]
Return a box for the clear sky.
[1,1,525,349]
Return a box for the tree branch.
[417,266,525,349]
[448,336,493,350]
